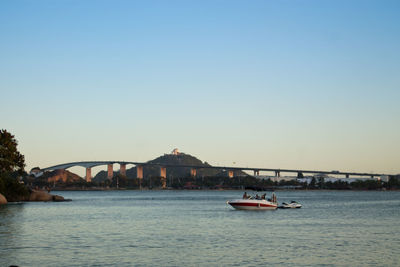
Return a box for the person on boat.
[261,193,266,200]
[272,193,277,203]
[255,194,260,200]
[243,192,248,199]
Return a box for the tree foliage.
[0,129,29,202]
[0,172,29,201]
[0,129,25,174]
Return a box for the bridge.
[42,161,387,184]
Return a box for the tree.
[0,129,29,201]
[0,129,25,174]
[388,175,400,189]
[309,177,317,189]
[0,171,29,201]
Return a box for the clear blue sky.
[1,0,399,175]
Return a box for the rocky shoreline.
[0,193,7,205]
[0,189,70,205]
[28,189,70,202]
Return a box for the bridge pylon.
[107,164,113,180]
[86,168,92,182]
[120,164,126,176]
[136,165,143,179]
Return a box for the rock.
[52,195,65,202]
[28,190,69,202]
[29,190,54,201]
[0,193,7,205]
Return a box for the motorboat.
[227,192,278,210]
[279,200,302,209]
[227,198,277,210]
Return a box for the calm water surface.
[0,190,399,266]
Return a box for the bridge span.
[42,161,387,183]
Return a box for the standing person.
[272,193,277,203]
[243,192,248,199]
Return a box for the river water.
[0,190,399,266]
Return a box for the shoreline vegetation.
[25,173,400,192]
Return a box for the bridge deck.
[42,161,387,177]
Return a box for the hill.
[93,152,246,181]
[41,169,84,183]
[129,152,219,178]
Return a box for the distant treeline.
[24,173,400,191]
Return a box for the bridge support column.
[107,164,113,180]
[275,171,280,177]
[136,165,143,190]
[190,168,197,177]
[120,164,126,176]
[160,167,166,178]
[346,174,349,178]
[160,167,167,189]
[253,170,259,176]
[86,167,92,182]
[228,170,234,178]
[136,165,143,179]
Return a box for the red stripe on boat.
[230,203,276,208]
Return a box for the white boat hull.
[279,202,302,209]
[227,199,277,210]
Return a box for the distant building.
[29,167,43,178]
[380,175,389,182]
[254,172,385,184]
[297,177,313,184]
[254,175,297,182]
[298,174,381,184]
[171,148,180,155]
